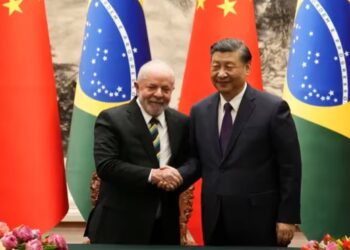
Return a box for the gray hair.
[137,59,175,83]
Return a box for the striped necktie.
[149,118,162,217]
[148,117,160,161]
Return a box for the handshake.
[150,165,183,191]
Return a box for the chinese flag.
[0,0,68,231]
[179,0,263,245]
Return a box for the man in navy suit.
[85,60,188,244]
[177,38,302,246]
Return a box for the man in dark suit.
[84,60,188,244]
[177,38,302,246]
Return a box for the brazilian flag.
[66,0,151,219]
[284,0,350,239]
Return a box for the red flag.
[179,0,263,245]
[0,0,68,231]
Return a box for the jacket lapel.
[126,99,159,165]
[165,109,178,163]
[221,85,256,163]
[207,93,222,159]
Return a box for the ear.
[245,62,252,76]
[134,81,139,93]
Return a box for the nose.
[217,68,227,78]
[154,87,163,97]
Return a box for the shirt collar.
[219,83,247,112]
[136,98,166,127]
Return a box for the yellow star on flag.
[197,0,206,10]
[3,0,23,15]
[217,0,237,16]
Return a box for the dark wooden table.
[68,244,298,250]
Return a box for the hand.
[276,223,296,246]
[157,179,176,191]
[158,166,183,191]
[160,165,183,185]
[151,166,183,191]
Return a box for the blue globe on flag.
[287,0,350,107]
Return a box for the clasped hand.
[151,165,183,191]
[276,223,296,246]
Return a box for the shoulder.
[166,107,189,122]
[248,86,281,103]
[248,86,286,108]
[192,92,219,111]
[247,87,292,118]
[97,101,133,119]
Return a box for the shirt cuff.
[148,169,153,183]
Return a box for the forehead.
[139,71,174,86]
[211,51,242,63]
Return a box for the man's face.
[135,71,174,117]
[211,51,251,100]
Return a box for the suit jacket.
[179,85,301,245]
[85,98,189,244]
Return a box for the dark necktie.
[220,103,233,153]
[148,117,160,161]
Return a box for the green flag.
[67,0,151,219]
[284,0,350,239]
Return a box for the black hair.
[210,38,252,63]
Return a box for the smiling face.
[135,62,174,117]
[211,50,251,101]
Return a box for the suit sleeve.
[178,106,202,190]
[94,110,151,189]
[271,100,302,224]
